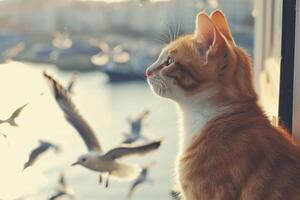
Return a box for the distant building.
[0,0,253,38]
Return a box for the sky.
[0,0,170,1]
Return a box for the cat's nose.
[145,63,159,77]
[145,68,152,77]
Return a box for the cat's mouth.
[148,75,167,96]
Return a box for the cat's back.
[240,125,300,200]
[179,106,300,200]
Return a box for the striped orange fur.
[146,10,300,200]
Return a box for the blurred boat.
[16,43,55,64]
[15,35,100,71]
[99,52,153,82]
[101,65,146,82]
[89,38,155,82]
[52,35,100,71]
[51,41,100,71]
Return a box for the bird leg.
[99,174,102,184]
[105,173,110,188]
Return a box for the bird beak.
[71,161,79,166]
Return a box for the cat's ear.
[194,12,225,62]
[210,10,235,44]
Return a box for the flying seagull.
[23,140,61,171]
[43,72,162,187]
[49,172,75,200]
[122,110,150,144]
[0,104,27,127]
[127,161,156,199]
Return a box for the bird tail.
[111,162,141,180]
[5,116,18,127]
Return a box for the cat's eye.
[166,57,174,66]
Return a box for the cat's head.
[146,10,257,106]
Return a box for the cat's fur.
[146,10,300,200]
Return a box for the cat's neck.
[179,107,214,149]
[177,91,261,150]
[177,91,222,150]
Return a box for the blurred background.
[0,0,254,199]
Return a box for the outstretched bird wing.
[103,140,161,160]
[28,145,50,162]
[44,72,102,152]
[23,143,51,170]
[10,103,27,118]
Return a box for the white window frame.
[254,0,281,121]
[293,0,300,140]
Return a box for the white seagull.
[0,103,27,127]
[44,72,162,187]
[127,161,156,199]
[122,110,150,144]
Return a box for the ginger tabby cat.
[146,10,300,200]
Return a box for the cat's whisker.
[171,24,176,42]
[149,75,167,96]
[165,20,174,42]
[155,26,170,44]
[169,22,174,42]
[171,18,180,41]
[162,20,174,43]
[174,19,178,40]
[176,20,181,39]
[168,26,172,42]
